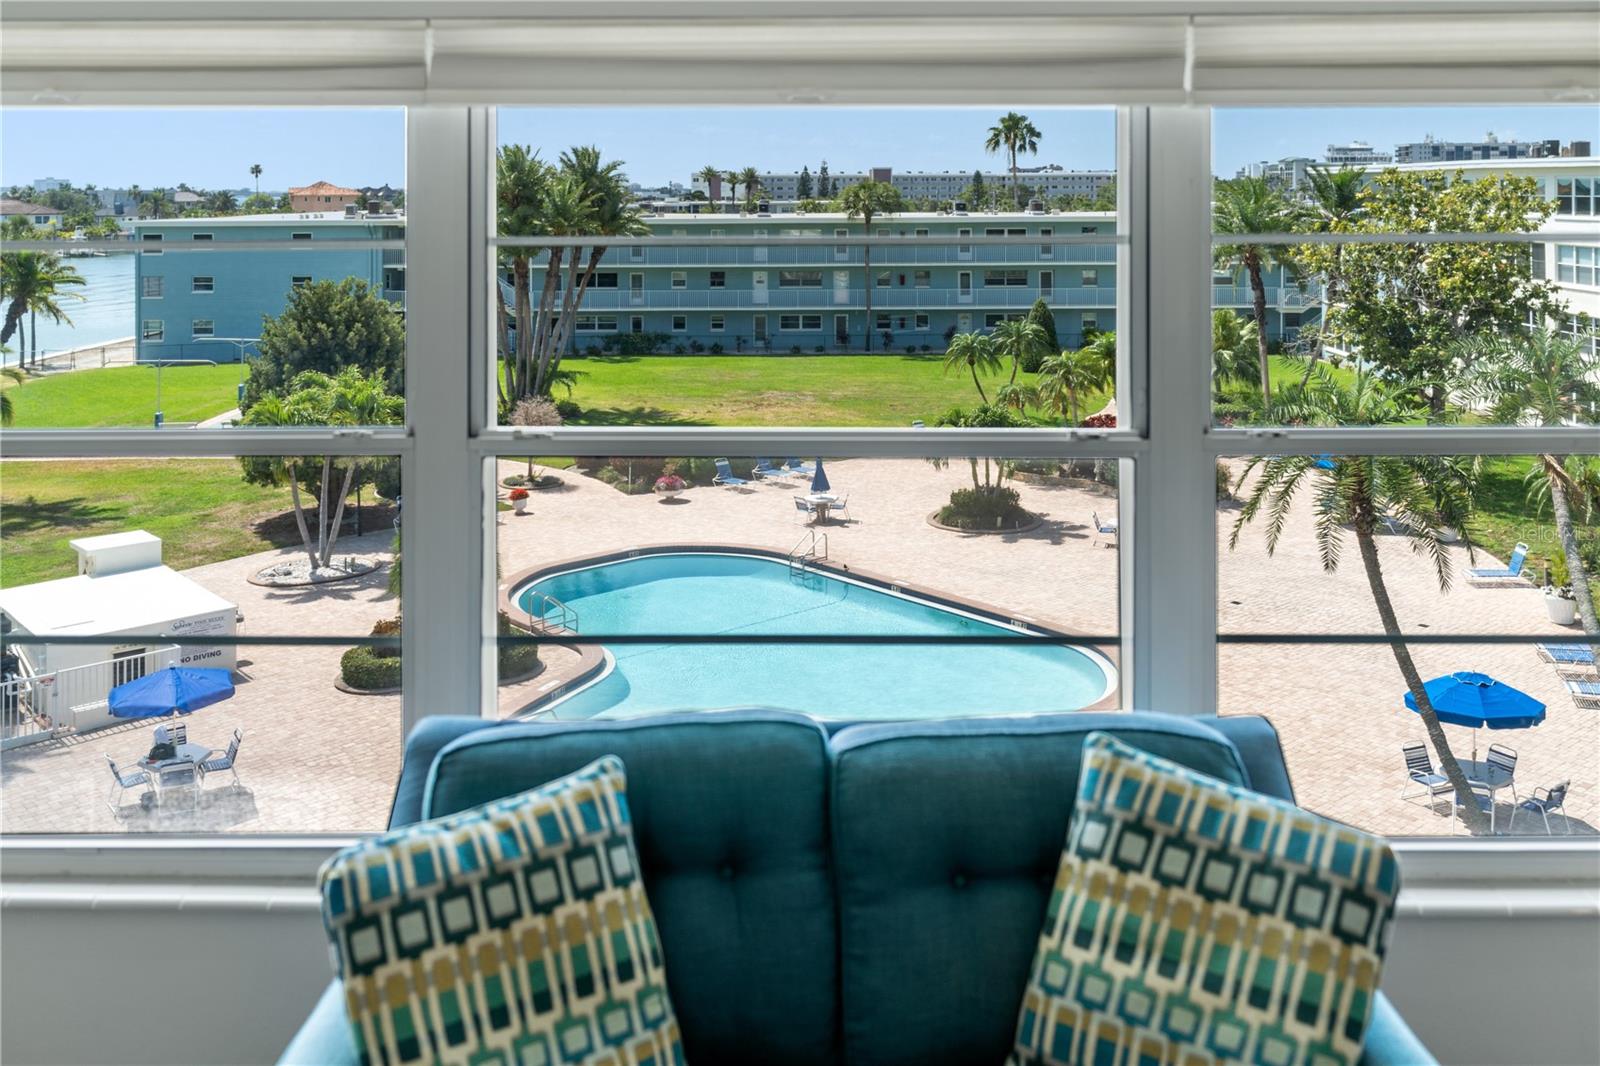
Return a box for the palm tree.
[0,252,87,364]
[1214,176,1301,407]
[250,164,263,196]
[984,112,1042,209]
[1037,344,1112,426]
[723,169,740,208]
[942,331,1002,404]
[495,145,556,404]
[1231,368,1492,834]
[205,190,238,215]
[1460,328,1600,656]
[836,180,904,352]
[738,166,763,209]
[1212,308,1262,389]
[695,164,722,211]
[1298,165,1366,384]
[990,317,1048,385]
[1,366,25,426]
[140,188,172,220]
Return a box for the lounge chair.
[1466,542,1528,584]
[1511,780,1572,835]
[1400,743,1453,810]
[200,729,243,787]
[785,458,816,477]
[1537,642,1599,680]
[105,755,152,814]
[1567,678,1600,709]
[752,459,788,480]
[712,458,748,486]
[1092,511,1118,548]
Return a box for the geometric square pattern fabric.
[1010,732,1400,1066]
[318,755,685,1066]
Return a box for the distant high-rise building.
[30,177,69,192]
[1324,142,1391,166]
[1393,132,1542,164]
[693,165,1113,203]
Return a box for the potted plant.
[508,487,530,515]
[653,474,688,501]
[1543,555,1578,625]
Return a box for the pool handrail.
[525,592,578,634]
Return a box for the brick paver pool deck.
[1,457,1592,837]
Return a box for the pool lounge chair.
[1466,542,1529,584]
[712,459,748,486]
[752,459,788,480]
[1537,642,1599,680]
[1567,678,1600,709]
[785,458,816,477]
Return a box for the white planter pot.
[655,488,683,501]
[1438,526,1459,543]
[511,497,528,514]
[1544,594,1578,626]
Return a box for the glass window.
[779,271,823,288]
[191,233,213,242]
[709,271,726,288]
[876,271,891,288]
[142,276,163,298]
[191,319,214,338]
[141,319,164,342]
[291,232,312,241]
[914,270,931,288]
[671,315,687,332]
[709,315,725,332]
[141,233,162,255]
[671,271,686,289]
[915,313,930,330]
[291,275,313,288]
[983,270,1028,287]
[1080,269,1098,287]
[191,276,214,293]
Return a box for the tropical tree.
[1295,165,1366,384]
[496,145,559,402]
[204,190,238,215]
[1314,168,1563,416]
[241,192,276,214]
[1,366,25,426]
[1038,343,1112,425]
[1212,308,1262,389]
[984,112,1042,209]
[140,188,172,219]
[1024,297,1058,354]
[0,252,87,363]
[796,165,814,200]
[244,277,404,409]
[990,317,1048,385]
[1230,367,1491,833]
[1459,328,1600,655]
[250,163,263,195]
[722,169,740,208]
[817,161,833,199]
[943,331,1003,404]
[738,166,763,208]
[1213,176,1302,407]
[240,368,404,571]
[836,180,904,352]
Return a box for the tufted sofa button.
[952,872,968,889]
[719,864,735,881]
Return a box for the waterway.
[3,254,135,366]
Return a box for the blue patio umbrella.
[108,665,235,720]
[1404,671,1545,760]
[810,459,831,494]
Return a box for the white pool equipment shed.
[0,532,237,738]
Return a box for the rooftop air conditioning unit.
[952,200,968,215]
[756,199,771,216]
[343,203,359,218]
[1026,198,1045,214]
[367,200,382,215]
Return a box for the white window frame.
[140,318,164,342]
[709,314,725,332]
[5,96,1591,883]
[191,318,215,338]
[142,275,163,298]
[671,314,687,332]
[671,271,687,289]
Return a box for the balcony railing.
[527,244,1119,269]
[572,286,1121,311]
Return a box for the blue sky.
[3,105,1594,191]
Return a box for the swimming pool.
[511,551,1115,720]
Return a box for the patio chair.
[170,722,187,747]
[1466,542,1528,584]
[1092,511,1118,548]
[1511,780,1572,835]
[156,760,201,808]
[105,755,152,814]
[794,497,818,524]
[828,494,851,523]
[712,459,747,487]
[1537,642,1599,680]
[1567,678,1600,709]
[1484,743,1519,803]
[200,729,243,787]
[785,458,816,477]
[1455,781,1498,835]
[1400,743,1453,809]
[752,459,787,480]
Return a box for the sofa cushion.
[1011,732,1399,1066]
[318,755,683,1066]
[423,709,838,1066]
[828,713,1250,1066]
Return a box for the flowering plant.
[654,474,688,492]
[508,488,530,501]
[1081,413,1117,429]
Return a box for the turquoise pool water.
[513,552,1114,720]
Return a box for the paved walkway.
[1,457,1592,837]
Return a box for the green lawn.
[1470,456,1598,588]
[0,459,394,589]
[556,354,1102,427]
[2,364,242,428]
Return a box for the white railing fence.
[1,646,180,749]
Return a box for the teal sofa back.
[280,710,1433,1066]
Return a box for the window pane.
[1217,452,1599,837]
[1,108,405,428]
[493,455,1121,718]
[494,107,1117,427]
[0,454,402,833]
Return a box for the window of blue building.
[192,276,213,293]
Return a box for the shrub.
[905,345,917,354]
[920,344,931,352]
[689,340,705,354]
[1023,298,1058,367]
[508,396,563,429]
[1216,460,1235,501]
[813,345,826,353]
[791,345,803,354]
[615,331,670,356]
[1211,400,1256,426]
[502,474,529,487]
[345,613,537,690]
[673,344,687,355]
[936,485,1033,531]
[1080,412,1117,429]
[584,344,603,356]
[555,399,582,420]
[709,342,724,354]
[497,610,540,679]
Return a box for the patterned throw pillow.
[318,754,684,1066]
[1011,732,1399,1066]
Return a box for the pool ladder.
[526,592,578,634]
[787,529,828,577]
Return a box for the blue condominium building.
[132,206,1314,362]
[131,210,404,363]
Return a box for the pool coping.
[500,543,1121,716]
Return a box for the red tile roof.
[287,181,360,196]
